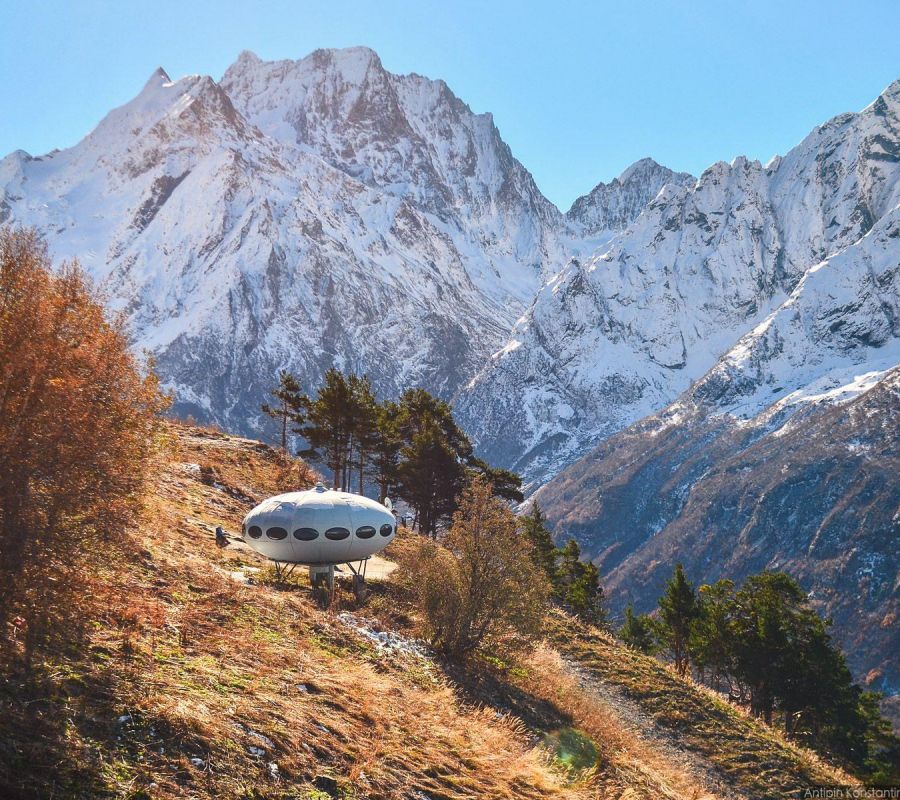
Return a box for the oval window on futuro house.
[380,524,393,537]
[355,525,376,539]
[266,527,288,540]
[248,525,262,539]
[325,527,350,540]
[293,527,319,541]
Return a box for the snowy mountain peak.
[566,157,694,236]
[458,79,900,488]
[232,49,262,68]
[873,77,900,106]
[617,156,680,183]
[143,66,172,89]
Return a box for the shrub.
[403,477,549,659]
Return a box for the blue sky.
[1,0,898,210]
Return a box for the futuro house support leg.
[326,565,335,607]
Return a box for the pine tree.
[691,579,735,690]
[260,370,305,455]
[346,374,377,494]
[521,503,558,582]
[729,571,803,724]
[470,460,524,503]
[396,420,464,536]
[295,368,352,488]
[657,563,699,676]
[555,539,608,625]
[619,603,658,654]
[371,400,402,502]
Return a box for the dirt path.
[559,655,751,800]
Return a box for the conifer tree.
[261,370,305,454]
[619,603,659,654]
[521,502,558,582]
[657,563,699,676]
[470,459,524,503]
[396,420,465,536]
[691,579,736,689]
[555,539,608,625]
[371,400,402,502]
[346,374,377,494]
[295,368,352,488]
[729,571,804,724]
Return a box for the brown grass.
[0,422,585,799]
[543,611,853,798]
[0,422,857,800]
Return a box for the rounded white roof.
[241,484,397,565]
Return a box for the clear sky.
[1,0,898,210]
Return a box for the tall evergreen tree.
[261,370,305,455]
[729,571,804,724]
[657,563,699,676]
[470,459,524,503]
[691,579,736,690]
[521,502,558,582]
[345,374,377,494]
[370,400,402,502]
[619,603,659,654]
[295,368,352,488]
[555,539,608,625]
[396,420,465,536]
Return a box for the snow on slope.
[532,219,900,699]
[0,50,572,430]
[219,47,568,311]
[457,79,900,488]
[0,47,688,438]
[693,204,900,421]
[567,157,695,237]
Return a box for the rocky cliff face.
[566,157,694,236]
[534,205,900,702]
[457,79,900,488]
[0,48,580,431]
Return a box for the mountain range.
[1,48,897,709]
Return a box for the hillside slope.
[537,310,900,708]
[1,48,592,430]
[0,424,852,799]
[458,79,900,487]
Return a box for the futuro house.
[241,483,396,601]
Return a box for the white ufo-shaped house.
[241,484,396,570]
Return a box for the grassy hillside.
[0,423,852,799]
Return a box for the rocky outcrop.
[458,79,900,488]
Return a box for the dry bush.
[401,477,550,659]
[0,227,167,663]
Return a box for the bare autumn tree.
[0,228,166,663]
[403,476,549,659]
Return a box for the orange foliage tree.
[0,228,166,662]
[403,476,550,659]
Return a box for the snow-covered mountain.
[1,49,897,494]
[566,157,694,236]
[0,48,588,429]
[457,79,900,487]
[2,48,898,710]
[533,207,900,698]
